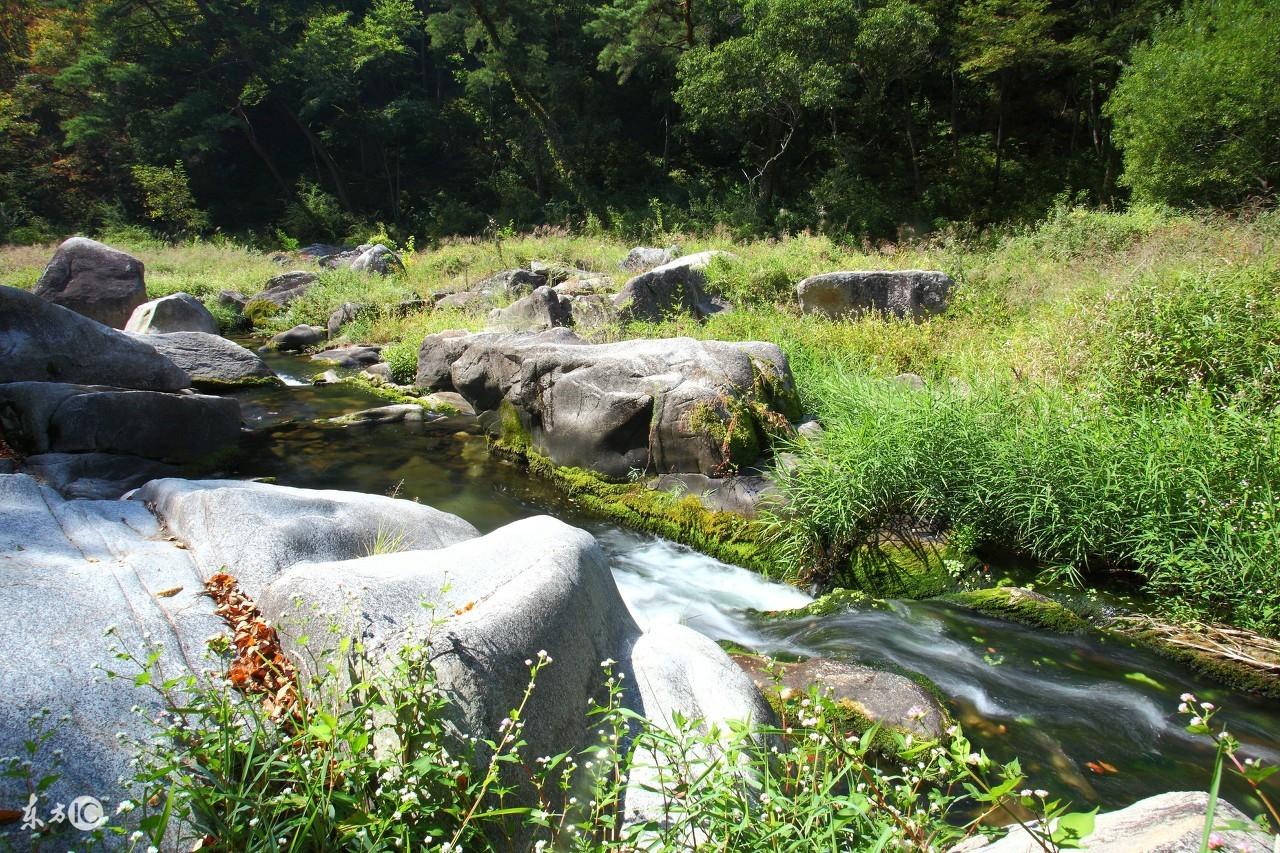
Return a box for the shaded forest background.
[0,0,1275,245]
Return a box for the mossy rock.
[941,587,1089,633]
[242,298,280,327]
[843,542,953,600]
[1110,621,1280,699]
[753,588,873,619]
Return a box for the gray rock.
[130,331,278,387]
[416,329,801,479]
[349,244,403,275]
[393,298,428,317]
[250,270,318,308]
[268,324,327,351]
[620,245,679,272]
[553,275,612,296]
[0,285,190,391]
[795,417,824,441]
[299,243,345,261]
[434,290,494,311]
[361,362,394,382]
[425,390,475,415]
[21,451,181,500]
[960,791,1274,852]
[133,478,480,598]
[319,245,368,269]
[217,289,248,310]
[796,270,953,320]
[0,382,241,462]
[125,291,218,335]
[613,250,734,323]
[733,655,948,740]
[32,237,147,328]
[326,301,367,338]
[311,344,383,368]
[475,268,548,296]
[0,474,220,824]
[565,293,615,329]
[486,285,572,332]
[313,369,341,385]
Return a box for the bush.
[381,339,419,383]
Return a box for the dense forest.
[1,0,1276,244]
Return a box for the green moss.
[494,441,777,574]
[687,395,762,473]
[243,298,280,327]
[190,375,283,392]
[845,543,953,599]
[1110,624,1280,699]
[941,587,1089,633]
[754,588,872,619]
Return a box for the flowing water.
[227,351,1280,815]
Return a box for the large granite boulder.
[0,473,221,820]
[612,250,734,323]
[960,790,1274,852]
[0,382,240,463]
[1,285,189,391]
[416,329,801,479]
[32,237,147,328]
[248,270,318,308]
[795,270,953,320]
[130,331,278,387]
[486,285,572,332]
[20,452,180,500]
[133,478,481,597]
[125,292,219,334]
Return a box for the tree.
[1106,0,1280,206]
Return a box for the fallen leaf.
[1085,760,1119,775]
[154,586,183,598]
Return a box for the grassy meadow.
[4,205,1278,635]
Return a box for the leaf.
[1051,808,1097,848]
[154,586,183,598]
[1085,760,1118,775]
[1123,671,1166,690]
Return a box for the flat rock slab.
[21,451,181,500]
[32,237,147,328]
[1,285,190,391]
[0,382,241,462]
[130,331,278,386]
[796,270,953,320]
[125,291,219,335]
[957,790,1274,852]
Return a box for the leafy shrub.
[242,298,281,327]
[381,339,418,383]
[131,162,208,235]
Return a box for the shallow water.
[223,357,1280,815]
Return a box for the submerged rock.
[125,291,219,335]
[32,237,147,328]
[327,403,439,425]
[795,269,953,320]
[416,328,801,479]
[959,790,1274,852]
[130,331,278,387]
[1,285,189,391]
[733,654,948,740]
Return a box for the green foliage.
[242,298,282,328]
[1107,0,1280,206]
[130,162,208,236]
[380,339,419,384]
[107,630,1100,852]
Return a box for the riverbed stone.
[796,270,954,320]
[32,237,147,328]
[133,478,481,597]
[733,655,948,740]
[612,250,735,323]
[415,329,801,479]
[327,403,438,425]
[125,291,219,334]
[311,344,383,368]
[130,331,278,387]
[485,285,572,332]
[1,285,190,391]
[327,301,367,337]
[268,323,327,351]
[650,472,778,517]
[0,382,241,462]
[958,790,1274,852]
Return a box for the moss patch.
[844,543,953,599]
[941,587,1089,633]
[1109,622,1280,699]
[243,298,280,327]
[753,588,872,619]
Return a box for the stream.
[226,350,1280,816]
